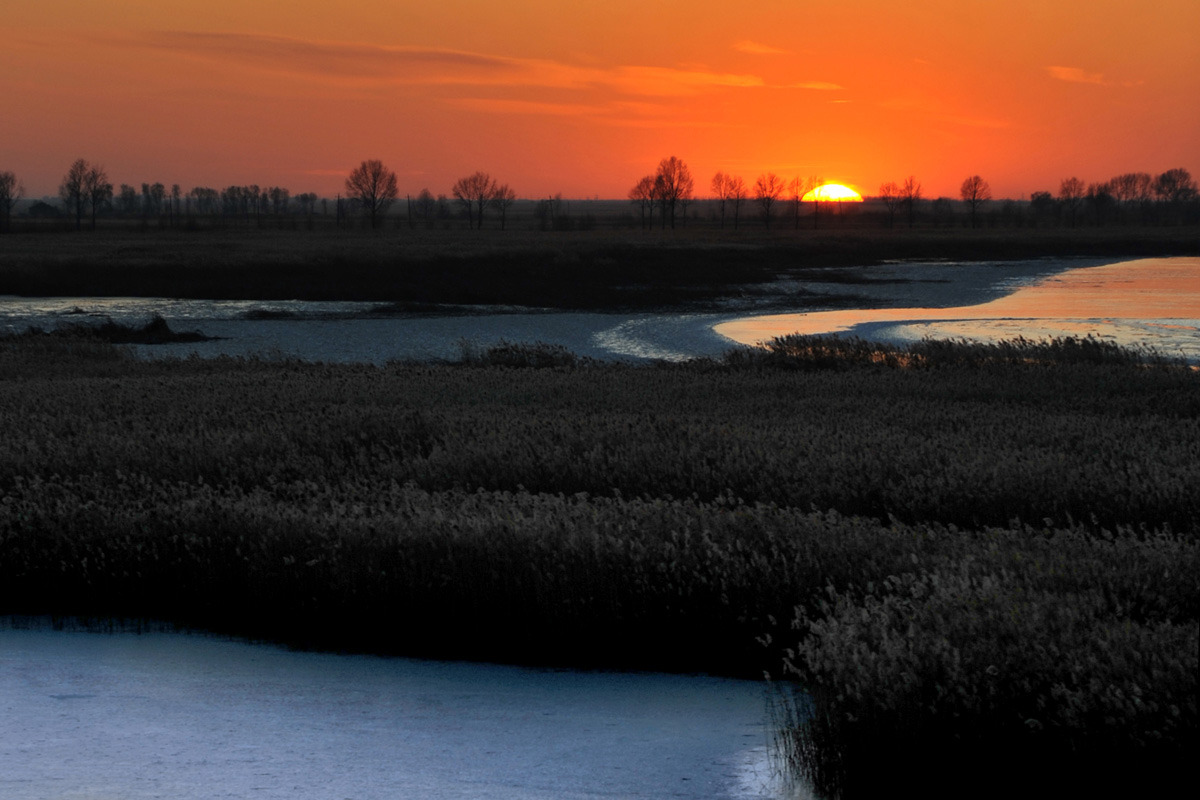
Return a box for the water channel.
[3,256,1197,363]
[2,255,1196,798]
[0,625,790,800]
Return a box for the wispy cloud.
[1046,65,1141,87]
[613,65,764,94]
[734,40,789,55]
[788,81,844,91]
[109,31,765,96]
[442,98,605,117]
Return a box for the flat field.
[1,224,1196,307]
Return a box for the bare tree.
[58,160,112,231]
[901,176,921,228]
[452,171,497,229]
[60,159,90,230]
[0,171,23,233]
[787,177,804,230]
[1059,177,1086,228]
[959,175,992,228]
[630,175,655,230]
[653,156,693,229]
[728,175,747,231]
[754,173,784,229]
[1109,172,1151,223]
[710,172,730,228]
[84,164,113,230]
[879,182,902,228]
[491,183,517,230]
[1153,168,1198,224]
[345,159,399,229]
[1152,167,1198,204]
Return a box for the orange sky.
[3,0,1197,200]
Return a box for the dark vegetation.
[16,314,217,344]
[0,331,1195,799]
[0,226,1196,309]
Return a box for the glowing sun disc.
[802,183,863,202]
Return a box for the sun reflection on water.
[715,257,1200,361]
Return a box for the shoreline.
[714,256,1200,361]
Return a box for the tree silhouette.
[629,175,655,230]
[0,171,22,233]
[452,171,497,229]
[710,172,731,229]
[787,177,808,230]
[84,165,113,230]
[1153,168,1198,224]
[879,182,902,228]
[491,183,517,230]
[1153,168,1198,204]
[754,173,784,229]
[59,159,90,230]
[345,159,399,229]
[711,171,748,229]
[901,176,922,228]
[728,175,747,231]
[58,160,111,230]
[1109,172,1151,224]
[653,156,693,229]
[959,175,991,228]
[1059,177,1086,228]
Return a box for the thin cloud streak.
[443,98,606,117]
[1046,65,1142,87]
[112,30,766,96]
[787,81,844,91]
[734,40,790,55]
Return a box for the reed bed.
[0,333,1196,798]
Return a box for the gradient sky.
[4,0,1197,200]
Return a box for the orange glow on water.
[715,258,1200,356]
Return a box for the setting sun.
[803,184,863,202]
[2,0,1196,199]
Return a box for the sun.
[802,183,863,202]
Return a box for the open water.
[4,256,1196,363]
[0,627,790,800]
[717,256,1200,361]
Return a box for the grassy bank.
[1,226,1196,307]
[0,333,1196,797]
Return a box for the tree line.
[1,157,1196,234]
[630,161,1197,231]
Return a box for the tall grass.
[0,334,1195,797]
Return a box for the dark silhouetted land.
[1,226,1196,309]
